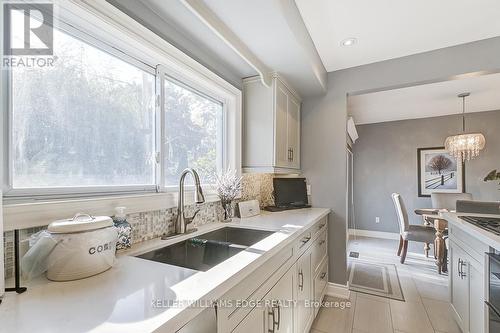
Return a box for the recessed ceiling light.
[341,38,357,47]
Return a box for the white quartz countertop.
[440,211,500,250]
[0,208,330,333]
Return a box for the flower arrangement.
[484,169,500,189]
[215,169,242,221]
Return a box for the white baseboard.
[325,282,350,299]
[348,228,400,240]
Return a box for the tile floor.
[311,236,461,333]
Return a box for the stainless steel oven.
[486,253,500,332]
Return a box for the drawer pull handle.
[298,270,304,291]
[318,223,326,230]
[319,240,326,245]
[276,304,281,330]
[459,259,467,279]
[268,306,278,333]
[320,272,327,280]
[300,236,311,248]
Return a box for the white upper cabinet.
[286,93,301,170]
[243,74,301,173]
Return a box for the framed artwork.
[417,147,465,197]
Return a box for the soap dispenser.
[113,206,132,250]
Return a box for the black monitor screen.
[273,178,308,207]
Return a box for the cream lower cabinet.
[295,251,313,333]
[449,228,487,333]
[450,240,470,329]
[231,305,266,333]
[233,268,294,333]
[218,217,328,333]
[469,258,485,333]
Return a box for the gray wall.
[301,36,500,285]
[352,110,500,233]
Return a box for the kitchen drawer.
[313,257,328,316]
[449,224,489,264]
[311,229,327,274]
[312,217,327,240]
[296,231,312,257]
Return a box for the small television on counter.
[271,177,309,209]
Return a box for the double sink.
[137,227,273,271]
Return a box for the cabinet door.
[295,252,313,333]
[266,269,294,333]
[468,258,485,333]
[274,80,289,168]
[287,95,300,169]
[232,305,267,333]
[313,259,328,317]
[450,241,469,330]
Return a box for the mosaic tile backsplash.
[240,173,275,208]
[2,173,274,282]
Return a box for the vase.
[221,200,233,222]
[113,207,132,250]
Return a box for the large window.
[11,26,156,189]
[3,11,232,198]
[164,78,223,186]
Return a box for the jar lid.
[48,213,113,233]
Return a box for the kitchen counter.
[0,208,330,333]
[440,211,500,249]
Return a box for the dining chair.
[391,193,436,264]
[431,192,473,210]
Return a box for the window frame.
[158,67,228,192]
[1,1,241,201]
[4,18,159,198]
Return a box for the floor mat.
[348,259,405,301]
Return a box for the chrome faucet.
[175,168,205,234]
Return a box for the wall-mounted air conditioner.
[347,116,359,143]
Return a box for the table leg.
[424,243,430,258]
[434,219,447,274]
[422,216,431,257]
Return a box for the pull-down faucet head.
[176,168,205,234]
[191,171,205,204]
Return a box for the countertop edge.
[1,208,331,333]
[441,211,500,250]
[152,208,331,332]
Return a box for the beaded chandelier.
[444,93,486,162]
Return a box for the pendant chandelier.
[444,93,486,162]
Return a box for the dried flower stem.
[215,169,242,203]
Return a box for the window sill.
[3,191,220,232]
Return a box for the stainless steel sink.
[137,227,273,271]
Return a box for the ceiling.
[198,0,327,96]
[295,0,500,72]
[108,0,256,87]
[110,0,327,97]
[348,72,500,125]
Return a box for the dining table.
[414,208,449,274]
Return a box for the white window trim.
[158,67,228,191]
[1,0,242,227]
[4,6,159,198]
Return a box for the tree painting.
[428,155,452,175]
[419,148,463,196]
